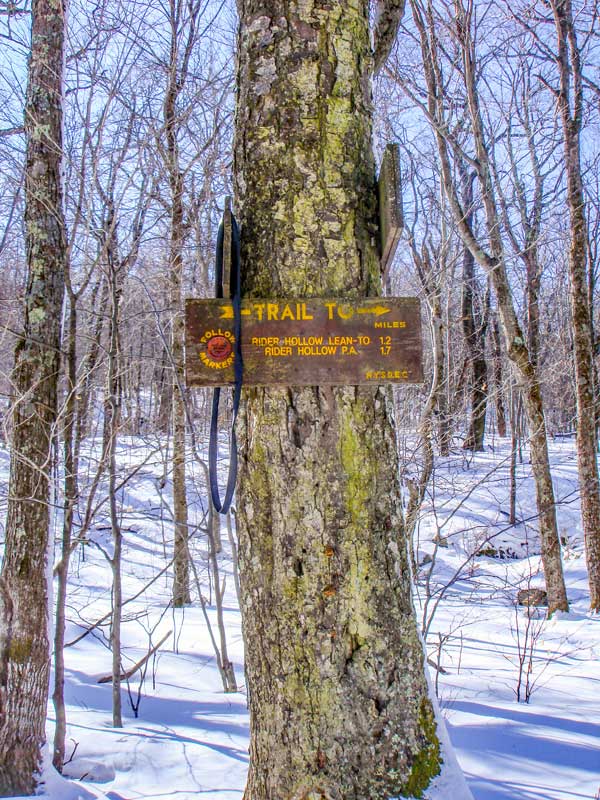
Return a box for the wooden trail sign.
[185,296,423,387]
[378,143,403,280]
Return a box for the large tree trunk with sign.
[233,2,440,798]
[0,0,66,794]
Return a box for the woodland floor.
[0,434,598,800]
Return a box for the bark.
[208,513,237,692]
[424,288,446,466]
[92,185,130,731]
[458,0,567,610]
[234,2,440,797]
[171,354,190,605]
[459,166,489,452]
[155,349,172,433]
[524,251,541,367]
[52,52,105,757]
[550,0,600,611]
[463,310,488,452]
[0,1,66,793]
[509,388,523,526]
[105,247,124,729]
[164,29,191,607]
[75,275,108,445]
[491,316,507,438]
[587,232,600,442]
[438,283,455,456]
[406,185,452,455]
[225,511,242,608]
[50,194,100,767]
[52,295,78,770]
[406,241,447,556]
[133,334,145,434]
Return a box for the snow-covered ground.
[1,434,599,800]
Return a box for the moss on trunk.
[0,0,66,793]
[234,1,440,797]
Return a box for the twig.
[65,558,175,647]
[97,630,171,684]
[427,656,448,675]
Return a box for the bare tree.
[140,0,231,606]
[0,0,67,793]
[491,314,508,437]
[458,161,490,452]
[160,0,201,609]
[404,165,455,547]
[400,0,569,613]
[547,0,600,611]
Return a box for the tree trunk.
[406,244,447,558]
[208,512,237,693]
[466,339,488,451]
[524,251,541,368]
[76,276,108,446]
[0,1,66,793]
[234,3,440,797]
[551,0,600,611]
[155,348,172,433]
[226,511,241,608]
[171,335,190,606]
[52,294,78,770]
[438,280,456,456]
[491,316,507,438]
[459,2,568,612]
[509,387,523,526]
[105,251,124,729]
[460,168,488,453]
[164,32,191,608]
[587,234,600,445]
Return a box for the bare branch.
[97,631,172,684]
[0,126,24,137]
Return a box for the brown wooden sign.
[378,143,403,281]
[185,297,423,387]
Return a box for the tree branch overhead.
[373,0,406,74]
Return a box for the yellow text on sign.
[220,301,392,322]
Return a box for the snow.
[1,435,599,800]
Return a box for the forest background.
[0,0,600,798]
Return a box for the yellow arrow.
[357,305,391,316]
[220,306,252,320]
[220,303,391,319]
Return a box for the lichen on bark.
[0,0,67,794]
[234,1,440,797]
[399,698,441,798]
